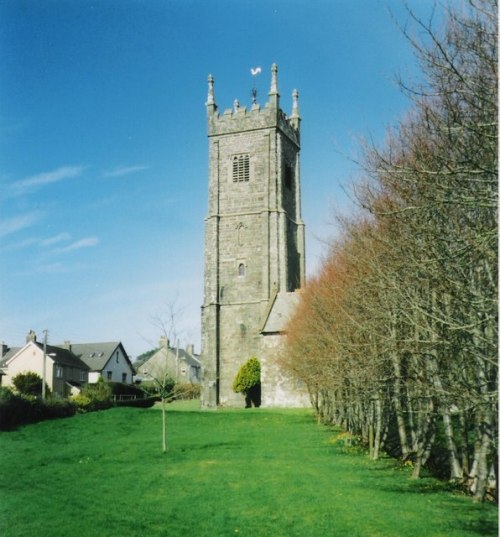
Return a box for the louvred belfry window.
[232,154,250,182]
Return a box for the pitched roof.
[67,342,128,371]
[38,343,90,370]
[0,347,19,369]
[1,342,89,370]
[261,291,301,334]
[139,345,201,372]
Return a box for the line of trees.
[282,0,497,502]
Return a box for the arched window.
[237,222,244,246]
[238,263,245,277]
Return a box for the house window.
[80,370,86,381]
[122,373,127,383]
[232,155,250,182]
[116,352,119,363]
[55,365,63,378]
[238,263,245,277]
[107,371,112,381]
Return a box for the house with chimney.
[0,331,89,398]
[137,337,201,385]
[0,332,136,395]
[63,341,135,384]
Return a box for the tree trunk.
[472,410,494,502]
[442,408,463,480]
[391,352,410,457]
[411,398,435,479]
[162,397,167,453]
[373,393,383,460]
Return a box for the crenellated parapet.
[206,64,300,147]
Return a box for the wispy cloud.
[12,165,85,195]
[102,165,149,178]
[40,232,71,247]
[54,237,99,253]
[0,212,42,238]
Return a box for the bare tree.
[282,0,497,501]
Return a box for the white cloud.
[54,237,99,253]
[102,165,149,178]
[40,232,71,247]
[12,165,85,195]
[0,212,42,238]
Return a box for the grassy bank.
[0,404,496,537]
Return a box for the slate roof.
[139,346,201,370]
[0,342,89,370]
[67,342,131,372]
[0,347,19,366]
[261,291,301,334]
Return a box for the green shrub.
[12,371,50,397]
[233,357,261,408]
[140,377,175,399]
[173,383,201,400]
[0,388,31,430]
[0,387,76,430]
[41,399,76,420]
[114,396,158,408]
[73,377,113,412]
[108,382,146,398]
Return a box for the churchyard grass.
[0,403,497,537]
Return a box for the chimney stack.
[26,330,37,343]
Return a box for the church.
[200,64,309,408]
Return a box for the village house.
[137,336,201,385]
[0,331,89,398]
[0,332,136,397]
[62,341,135,384]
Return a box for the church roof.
[261,291,301,334]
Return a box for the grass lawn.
[0,403,497,537]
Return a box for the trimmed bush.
[114,396,158,408]
[108,382,146,398]
[0,387,76,431]
[173,383,201,400]
[12,371,50,397]
[73,378,113,413]
[233,357,261,408]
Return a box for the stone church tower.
[201,64,308,408]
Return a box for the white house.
[65,341,135,384]
[1,334,89,398]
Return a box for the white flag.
[250,67,262,76]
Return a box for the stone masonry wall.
[201,66,305,407]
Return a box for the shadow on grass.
[360,467,498,536]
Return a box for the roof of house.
[0,342,89,371]
[139,345,201,372]
[1,347,19,366]
[261,291,301,334]
[67,342,133,372]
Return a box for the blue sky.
[0,0,439,359]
